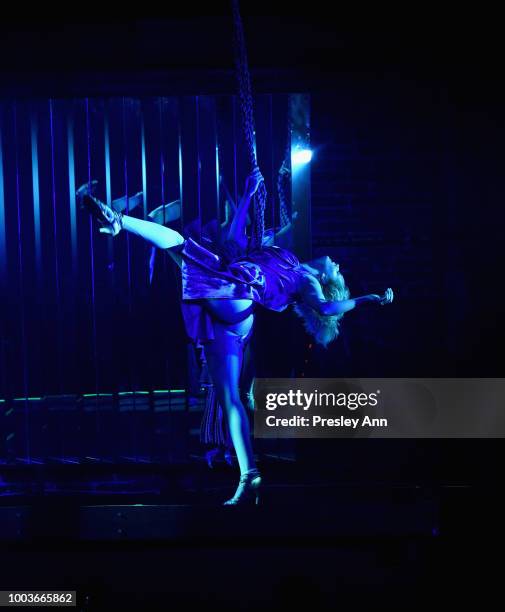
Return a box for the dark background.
[1,4,504,482]
[1,4,503,376]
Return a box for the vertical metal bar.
[66,102,78,437]
[13,102,30,462]
[30,110,41,279]
[141,106,147,219]
[161,97,172,398]
[67,106,77,277]
[49,101,60,301]
[154,98,167,292]
[159,99,166,222]
[195,96,202,243]
[290,93,312,261]
[0,109,6,404]
[268,94,276,242]
[177,101,183,227]
[49,100,63,393]
[232,96,238,206]
[121,98,133,311]
[121,97,137,461]
[104,104,112,207]
[85,99,100,458]
[0,113,7,285]
[214,100,220,230]
[103,101,114,271]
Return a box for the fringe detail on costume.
[200,386,231,447]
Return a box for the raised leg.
[122,215,184,250]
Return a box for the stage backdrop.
[0,94,312,462]
[0,95,311,398]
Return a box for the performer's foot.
[223,468,261,506]
[79,191,123,237]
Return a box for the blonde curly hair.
[293,274,350,348]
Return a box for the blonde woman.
[79,168,393,504]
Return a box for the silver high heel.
[78,185,123,237]
[223,469,262,506]
[75,180,98,201]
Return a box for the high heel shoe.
[79,190,123,237]
[223,469,262,506]
[75,180,98,202]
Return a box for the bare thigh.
[204,298,255,331]
[203,322,252,404]
[204,332,243,406]
[202,301,255,398]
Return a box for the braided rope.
[232,0,267,250]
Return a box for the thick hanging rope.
[232,0,267,250]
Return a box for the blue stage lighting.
[292,148,312,166]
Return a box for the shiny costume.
[179,237,311,345]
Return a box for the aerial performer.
[77,169,394,505]
[78,1,394,505]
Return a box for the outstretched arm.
[227,168,264,246]
[300,276,394,316]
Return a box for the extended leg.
[122,215,184,250]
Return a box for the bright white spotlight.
[291,149,313,166]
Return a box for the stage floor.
[0,461,500,610]
[0,455,484,542]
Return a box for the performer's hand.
[245,167,264,197]
[367,289,393,305]
[379,288,394,305]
